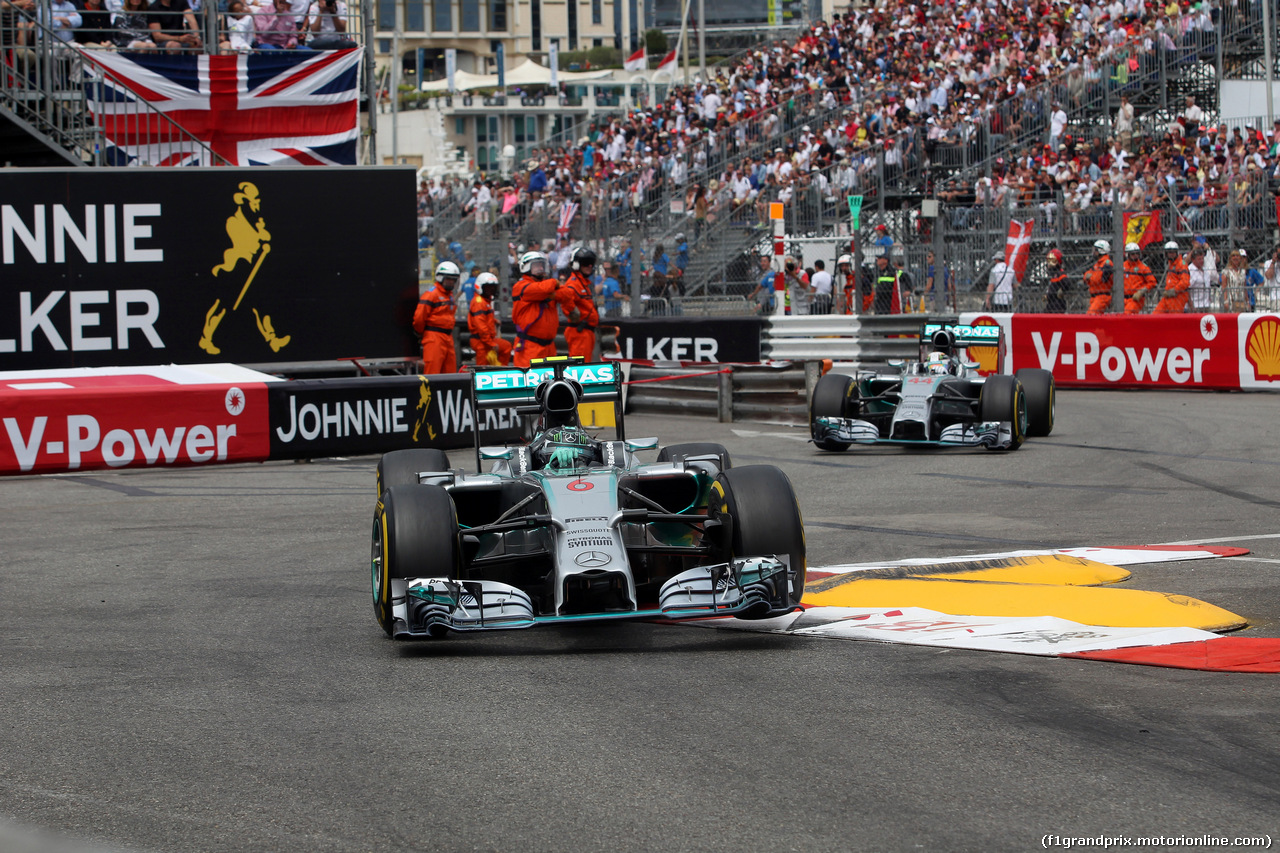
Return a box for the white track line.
[1157,533,1280,545]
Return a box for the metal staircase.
[1,10,231,166]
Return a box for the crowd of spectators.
[0,0,355,55]
[413,0,1273,311]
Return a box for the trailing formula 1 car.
[810,323,1055,452]
[371,358,806,640]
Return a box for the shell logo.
[967,315,1002,375]
[1244,316,1280,381]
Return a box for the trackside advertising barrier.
[0,365,519,476]
[267,374,520,459]
[609,317,764,363]
[0,167,419,371]
[959,313,1280,391]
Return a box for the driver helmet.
[519,250,549,277]
[537,426,595,471]
[926,351,952,375]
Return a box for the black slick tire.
[810,372,857,451]
[1015,368,1055,437]
[979,374,1027,451]
[371,485,459,636]
[711,465,807,603]
[376,448,451,499]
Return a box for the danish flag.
[78,48,363,166]
[1004,219,1034,283]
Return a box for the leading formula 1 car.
[810,323,1055,451]
[370,359,806,640]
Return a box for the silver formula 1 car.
[371,359,806,640]
[809,323,1055,452]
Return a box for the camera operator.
[305,0,351,48]
[784,256,811,315]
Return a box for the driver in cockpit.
[533,425,599,471]
[925,351,956,375]
[529,377,600,471]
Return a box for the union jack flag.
[78,48,362,166]
[557,200,579,236]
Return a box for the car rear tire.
[376,448,451,498]
[1015,368,1055,437]
[979,374,1027,451]
[372,485,459,636]
[810,372,857,451]
[656,442,732,470]
[711,465,807,604]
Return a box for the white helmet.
[926,351,952,375]
[837,253,853,267]
[435,261,461,287]
[519,250,549,276]
[1163,241,1180,251]
[1125,242,1141,253]
[1093,239,1111,254]
[476,272,499,291]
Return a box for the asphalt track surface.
[2,389,1278,853]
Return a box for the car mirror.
[479,446,514,460]
[625,437,659,451]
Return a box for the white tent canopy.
[420,57,616,92]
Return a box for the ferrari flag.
[1004,219,1034,282]
[1123,211,1164,248]
[79,48,362,166]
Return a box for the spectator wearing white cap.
[985,251,1017,313]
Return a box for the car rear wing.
[920,323,1005,373]
[470,358,626,469]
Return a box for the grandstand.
[5,0,1278,315]
[420,1,1280,315]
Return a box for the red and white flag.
[1004,219,1035,283]
[656,50,678,74]
[557,200,579,236]
[623,48,648,71]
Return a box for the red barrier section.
[959,312,1280,391]
[0,365,273,475]
[1065,638,1280,673]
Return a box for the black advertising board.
[608,317,764,363]
[0,167,419,370]
[266,374,522,457]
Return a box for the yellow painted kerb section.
[804,577,1246,631]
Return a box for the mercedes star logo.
[574,551,612,568]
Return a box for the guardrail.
[763,314,956,368]
[623,362,817,425]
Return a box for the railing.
[0,5,231,165]
[1,0,367,166]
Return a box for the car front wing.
[813,416,1016,449]
[388,557,800,640]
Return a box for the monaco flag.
[623,48,648,71]
[656,50,678,74]
[1004,219,1034,283]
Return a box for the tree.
[644,29,667,56]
